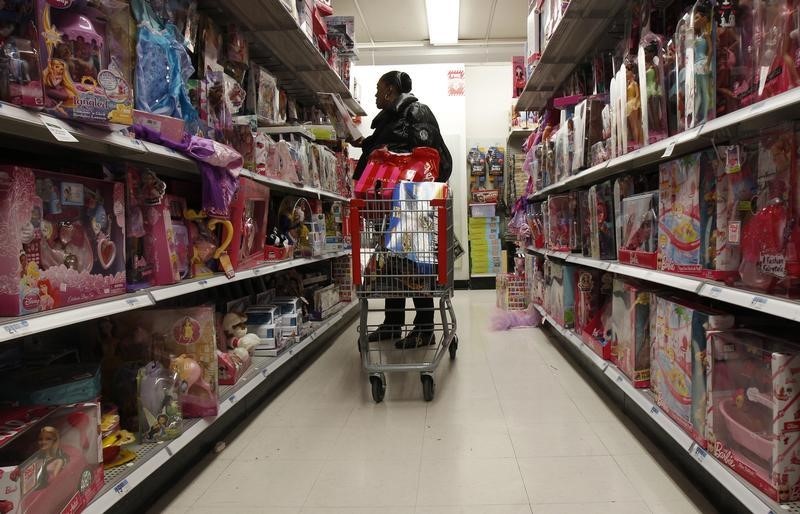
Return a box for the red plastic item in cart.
[354,147,440,200]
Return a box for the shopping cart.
[350,182,458,402]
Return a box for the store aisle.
[151,290,717,514]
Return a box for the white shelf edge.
[257,125,316,140]
[0,293,153,343]
[240,170,350,202]
[84,301,358,514]
[698,283,800,322]
[0,251,351,341]
[538,307,775,514]
[471,273,498,278]
[150,250,352,302]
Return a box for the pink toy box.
[132,111,185,145]
[619,191,658,269]
[575,268,613,359]
[547,193,577,252]
[228,176,269,271]
[544,260,575,328]
[610,278,657,387]
[651,295,734,447]
[0,166,126,316]
[125,166,180,290]
[36,0,134,126]
[110,307,219,418]
[0,402,102,514]
[707,329,800,502]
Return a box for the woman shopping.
[352,70,452,349]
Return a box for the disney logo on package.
[173,316,201,345]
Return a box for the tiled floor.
[151,290,717,514]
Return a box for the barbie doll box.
[0,402,102,514]
[36,0,134,125]
[610,278,658,387]
[0,166,127,316]
[706,329,800,502]
[651,295,734,447]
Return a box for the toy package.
[183,206,234,279]
[637,3,669,144]
[0,166,126,316]
[0,403,103,514]
[588,180,616,260]
[137,361,182,443]
[553,121,572,183]
[125,166,180,290]
[216,309,256,385]
[228,176,269,271]
[37,0,134,125]
[578,190,592,257]
[658,150,739,281]
[547,193,577,252]
[651,295,734,446]
[715,0,754,116]
[0,0,44,108]
[575,268,613,358]
[752,0,799,104]
[545,261,576,328]
[707,329,800,502]
[610,278,656,387]
[164,195,191,280]
[619,191,659,269]
[682,0,716,128]
[736,128,800,296]
[468,146,487,193]
[110,307,219,418]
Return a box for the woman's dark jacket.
[353,94,452,182]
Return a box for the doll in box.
[638,1,669,144]
[753,0,800,102]
[625,59,644,150]
[620,191,659,268]
[686,1,716,127]
[610,278,655,386]
[0,0,43,108]
[589,181,616,260]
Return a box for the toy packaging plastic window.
[610,278,655,387]
[715,0,755,116]
[575,269,613,358]
[706,329,800,502]
[638,2,669,144]
[228,176,269,271]
[0,166,127,316]
[578,190,592,257]
[0,0,44,108]
[619,191,659,269]
[589,180,616,260]
[651,295,734,447]
[682,0,717,129]
[546,193,577,252]
[37,0,134,125]
[753,0,799,103]
[137,361,182,443]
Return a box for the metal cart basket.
[350,184,458,402]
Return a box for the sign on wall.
[448,68,465,96]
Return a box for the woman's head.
[38,426,60,453]
[376,70,412,110]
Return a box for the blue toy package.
[384,181,447,274]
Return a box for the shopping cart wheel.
[421,374,435,401]
[370,375,385,403]
[449,336,458,360]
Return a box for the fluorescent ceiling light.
[425,0,459,45]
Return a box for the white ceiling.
[331,0,527,65]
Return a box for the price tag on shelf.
[650,405,660,416]
[228,394,236,404]
[2,320,30,336]
[678,123,705,144]
[114,479,130,496]
[126,297,141,308]
[691,444,708,463]
[165,445,174,457]
[197,280,208,288]
[661,141,677,158]
[707,286,723,299]
[750,295,767,310]
[262,368,269,378]
[615,374,624,384]
[749,100,767,114]
[40,114,79,143]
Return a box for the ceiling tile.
[489,0,527,39]
[459,0,494,40]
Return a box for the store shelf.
[84,301,358,514]
[148,250,352,302]
[534,303,793,514]
[525,247,800,319]
[529,88,800,199]
[515,0,624,112]
[258,125,316,140]
[240,169,349,201]
[507,128,535,141]
[201,0,366,116]
[471,273,498,278]
[0,251,351,342]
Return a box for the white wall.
[352,62,513,281]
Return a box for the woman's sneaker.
[395,330,435,349]
[367,324,402,342]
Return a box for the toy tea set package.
[0,403,103,514]
[706,329,800,502]
[37,0,134,125]
[0,165,126,316]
